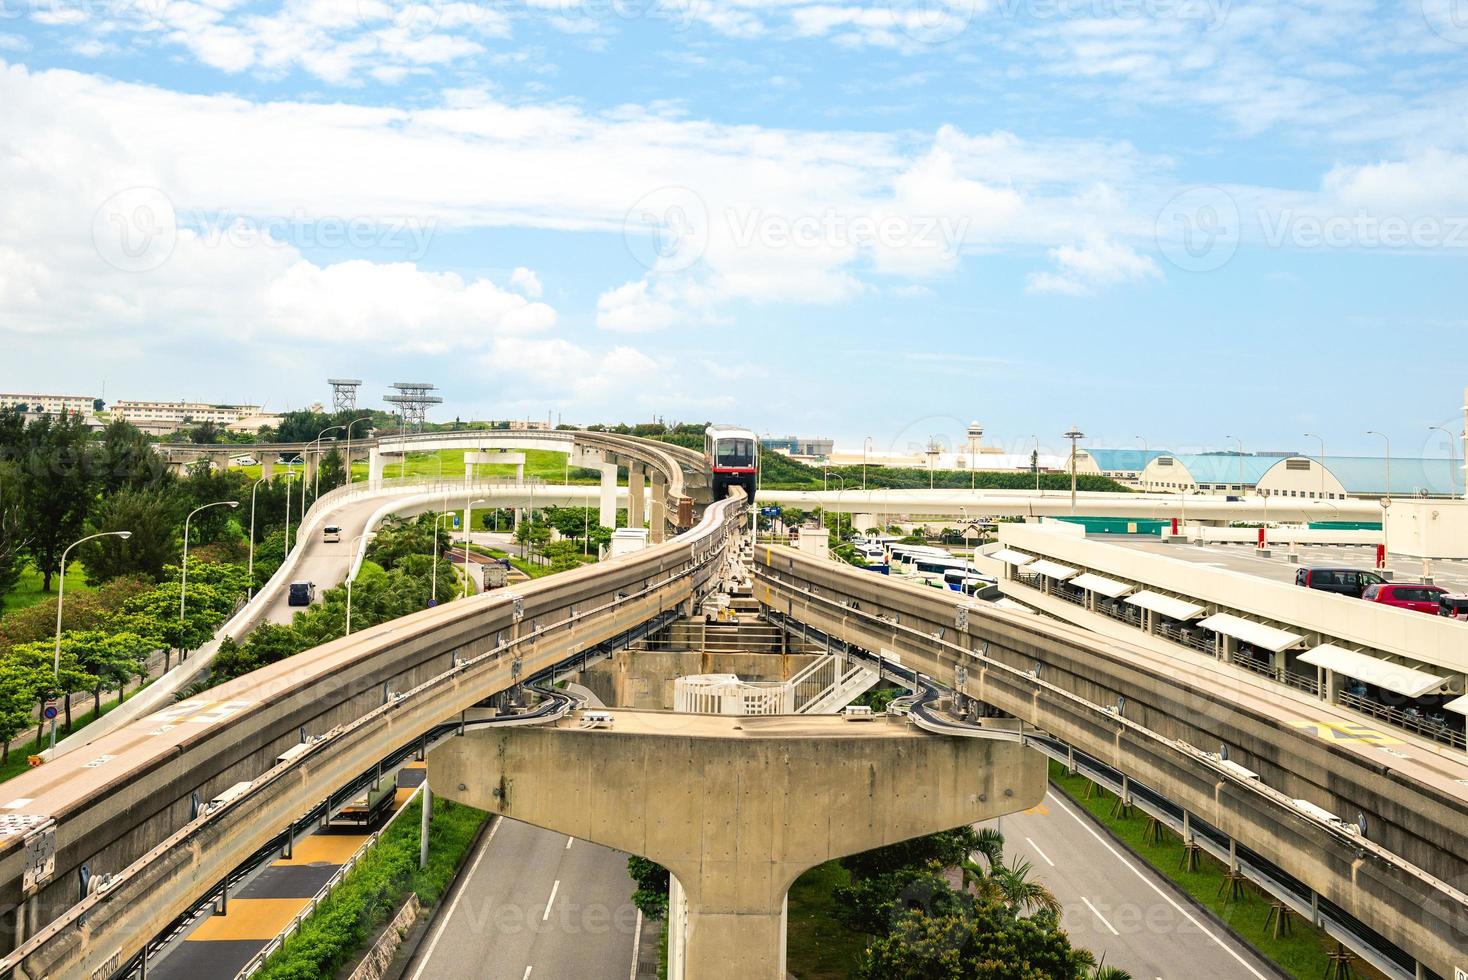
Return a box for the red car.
[1361,582,1447,615]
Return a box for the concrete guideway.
[0,465,740,978]
[755,545,1468,980]
[427,708,1046,980]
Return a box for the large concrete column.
[368,447,386,485]
[260,457,275,480]
[304,451,319,487]
[650,470,667,543]
[599,462,618,528]
[428,711,1044,980]
[628,464,646,529]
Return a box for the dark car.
[288,581,316,606]
[1439,593,1468,620]
[1362,582,1447,615]
[1294,567,1385,598]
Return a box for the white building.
[112,400,264,428]
[1,392,100,416]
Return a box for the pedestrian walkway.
[150,762,426,979]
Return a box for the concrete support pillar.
[304,452,319,487]
[628,465,646,529]
[261,457,275,480]
[599,462,618,529]
[368,447,386,485]
[420,781,432,870]
[429,712,1045,980]
[650,471,667,543]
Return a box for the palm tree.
[989,857,1061,916]
[972,827,1006,869]
[1093,967,1133,980]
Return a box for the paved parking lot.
[1105,537,1468,594]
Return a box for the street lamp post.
[463,497,487,598]
[830,474,846,542]
[1428,425,1459,496]
[1226,435,1244,491]
[344,531,370,636]
[431,496,451,605]
[1063,426,1085,515]
[308,425,345,509]
[344,416,372,486]
[51,531,131,752]
[1304,432,1326,496]
[247,478,264,599]
[1367,430,1392,561]
[862,436,873,492]
[1031,435,1040,494]
[282,461,296,553]
[181,500,239,621]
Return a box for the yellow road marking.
[1288,720,1404,746]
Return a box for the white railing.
[236,782,427,979]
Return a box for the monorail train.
[705,424,758,501]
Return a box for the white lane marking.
[1047,792,1268,980]
[408,816,501,980]
[565,836,574,850]
[1082,896,1120,936]
[628,908,644,980]
[522,967,533,980]
[542,879,561,922]
[1025,836,1055,867]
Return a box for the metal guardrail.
[1339,690,1466,751]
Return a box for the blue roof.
[1302,456,1462,496]
[1082,449,1168,472]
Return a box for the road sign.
[452,515,460,529]
[41,701,57,721]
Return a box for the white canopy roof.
[1025,559,1078,580]
[1444,693,1468,717]
[1298,645,1448,699]
[1197,613,1304,654]
[1124,590,1206,621]
[1070,573,1134,599]
[989,549,1034,566]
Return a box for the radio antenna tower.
[383,382,443,432]
[328,379,363,413]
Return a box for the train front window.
[716,439,753,468]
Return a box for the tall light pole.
[830,474,846,542]
[925,438,940,490]
[1428,425,1459,496]
[1064,426,1084,515]
[247,478,264,600]
[431,500,452,605]
[282,461,296,553]
[462,496,487,598]
[181,500,239,621]
[51,531,131,752]
[344,416,372,486]
[308,424,345,509]
[966,421,983,491]
[862,436,873,492]
[344,531,370,636]
[1135,435,1148,489]
[1226,435,1244,491]
[1031,435,1040,494]
[1304,432,1326,496]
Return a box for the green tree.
[858,899,1092,979]
[80,488,182,584]
[0,661,43,763]
[840,826,982,882]
[0,461,29,607]
[627,856,670,919]
[17,412,97,592]
[96,419,171,495]
[8,638,98,737]
[180,463,246,545]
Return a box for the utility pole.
[1064,426,1085,516]
[967,421,983,491]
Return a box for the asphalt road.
[264,497,394,624]
[403,819,640,980]
[980,789,1282,980]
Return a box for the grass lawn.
[1049,762,1374,980]
[786,861,867,980]
[1,562,93,614]
[235,448,602,485]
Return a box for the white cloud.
[1026,234,1160,295]
[510,266,544,298]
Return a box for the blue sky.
[2,0,1467,460]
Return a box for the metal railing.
[1339,691,1467,751]
[1230,655,1320,697]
